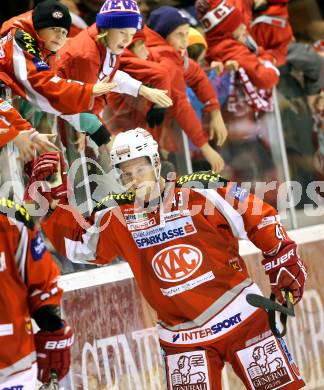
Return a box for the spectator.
[251,0,293,66]
[105,30,172,140]
[196,0,280,90]
[145,6,227,171]
[0,0,116,119]
[56,0,172,152]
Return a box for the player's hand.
[200,143,225,172]
[139,85,173,108]
[209,109,228,145]
[35,322,74,383]
[24,152,68,203]
[262,242,308,305]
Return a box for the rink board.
[60,224,324,390]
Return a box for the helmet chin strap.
[153,162,166,227]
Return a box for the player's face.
[130,40,149,60]
[166,24,190,55]
[105,28,137,54]
[37,27,68,52]
[119,156,159,201]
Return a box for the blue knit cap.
[96,0,142,30]
[147,6,190,39]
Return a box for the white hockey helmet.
[110,128,160,178]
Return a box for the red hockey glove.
[34,323,74,383]
[262,242,308,304]
[24,152,68,203]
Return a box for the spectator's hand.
[92,77,117,97]
[139,85,173,108]
[200,143,225,172]
[224,60,239,72]
[35,322,74,383]
[210,61,224,76]
[75,132,86,153]
[262,242,308,305]
[13,129,37,161]
[209,109,228,145]
[32,132,60,153]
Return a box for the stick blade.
[246,293,295,317]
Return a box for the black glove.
[146,106,167,128]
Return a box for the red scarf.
[227,67,273,113]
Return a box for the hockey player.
[145,6,227,171]
[0,0,118,119]
[55,0,173,140]
[0,198,73,389]
[30,128,306,389]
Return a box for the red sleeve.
[11,29,94,115]
[41,202,119,266]
[26,226,63,314]
[159,55,208,148]
[251,23,293,67]
[185,59,220,112]
[208,42,279,90]
[212,182,291,253]
[0,99,32,147]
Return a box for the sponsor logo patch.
[32,57,50,71]
[152,244,202,282]
[175,313,242,343]
[0,100,11,111]
[167,350,210,390]
[229,184,249,201]
[132,216,196,248]
[127,217,156,231]
[124,212,148,223]
[237,336,294,390]
[31,232,46,260]
[160,271,215,297]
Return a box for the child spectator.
[56,0,172,150]
[0,0,115,118]
[145,6,227,171]
[195,0,280,90]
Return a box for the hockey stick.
[39,370,59,390]
[246,290,295,338]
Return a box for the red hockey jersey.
[0,11,94,115]
[0,98,32,147]
[0,198,62,381]
[41,172,290,346]
[144,26,220,148]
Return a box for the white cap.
[110,128,160,178]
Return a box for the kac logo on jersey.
[31,232,46,261]
[152,244,203,282]
[32,57,49,71]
